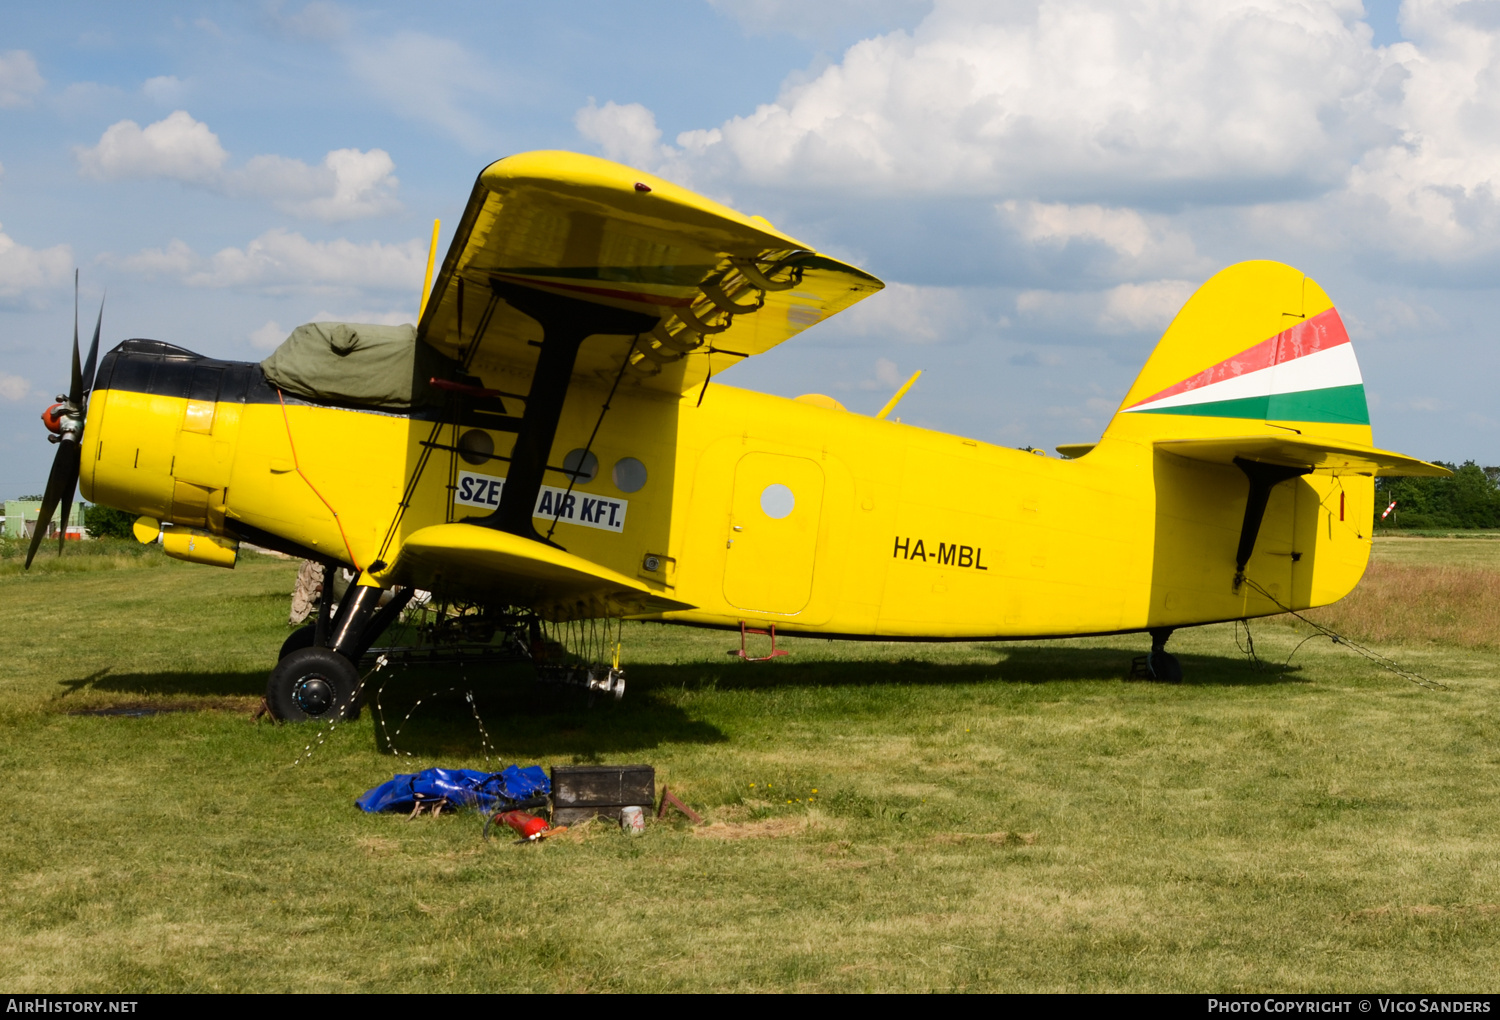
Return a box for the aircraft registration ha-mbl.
[27,151,1447,719]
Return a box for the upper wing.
[390,523,695,619]
[1155,435,1451,477]
[417,151,884,395]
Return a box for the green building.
[2,500,89,540]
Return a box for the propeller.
[26,271,103,569]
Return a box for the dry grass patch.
[693,817,815,840]
[1349,904,1500,920]
[1297,559,1500,649]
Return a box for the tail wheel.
[1148,651,1183,684]
[267,647,360,722]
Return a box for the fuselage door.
[723,452,825,615]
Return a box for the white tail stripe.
[1126,343,1363,414]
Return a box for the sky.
[2,0,1498,498]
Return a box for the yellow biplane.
[28,151,1447,719]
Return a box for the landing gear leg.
[266,576,414,721]
[1130,628,1182,683]
[1146,627,1182,683]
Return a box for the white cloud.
[231,148,400,220]
[1328,2,1500,260]
[1097,279,1197,332]
[1001,200,1154,257]
[575,0,1500,270]
[105,229,426,295]
[0,373,30,401]
[105,238,198,278]
[576,101,672,173]
[345,32,499,150]
[996,198,1210,281]
[76,110,228,185]
[0,50,44,108]
[1016,279,1195,334]
[643,0,1387,201]
[0,223,74,304]
[142,75,186,105]
[822,281,997,344]
[266,1,352,42]
[75,111,399,221]
[249,321,286,351]
[708,0,932,41]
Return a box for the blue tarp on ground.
[356,765,550,814]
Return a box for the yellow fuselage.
[81,346,1370,639]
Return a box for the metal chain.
[374,664,497,764]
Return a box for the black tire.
[279,625,316,661]
[267,647,360,722]
[1148,650,1183,684]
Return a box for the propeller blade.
[82,295,104,409]
[56,466,76,557]
[68,270,82,405]
[24,441,80,570]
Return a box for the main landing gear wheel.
[279,625,316,661]
[267,647,360,722]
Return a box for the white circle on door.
[760,483,795,519]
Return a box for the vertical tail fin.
[1103,260,1371,450]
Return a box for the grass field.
[0,536,1497,992]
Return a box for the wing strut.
[468,280,659,544]
[1232,456,1311,589]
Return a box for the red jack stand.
[656,786,703,824]
[730,620,790,662]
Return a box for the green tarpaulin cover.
[260,322,459,410]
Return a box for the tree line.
[1374,462,1500,529]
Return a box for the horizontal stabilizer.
[378,524,694,619]
[1156,436,1450,477]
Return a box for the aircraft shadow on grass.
[52,662,730,758]
[629,643,1306,692]
[52,643,1305,757]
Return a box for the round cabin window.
[612,457,647,493]
[562,449,598,484]
[457,429,493,466]
[760,483,795,519]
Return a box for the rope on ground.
[1234,618,1267,672]
[1241,576,1448,691]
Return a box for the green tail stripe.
[1127,384,1370,425]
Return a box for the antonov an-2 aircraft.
[27,151,1446,720]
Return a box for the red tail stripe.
[1125,306,1351,410]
